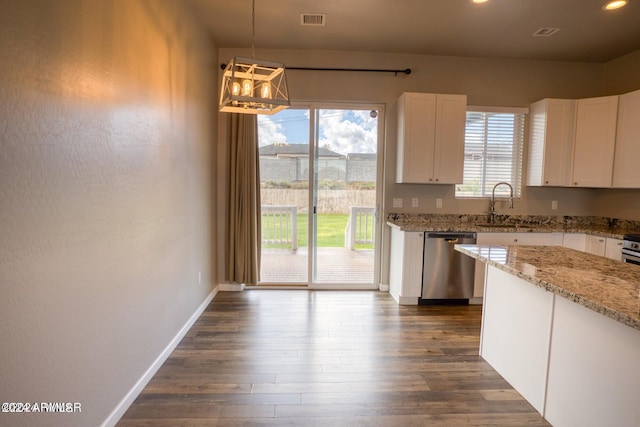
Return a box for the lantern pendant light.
[219,0,290,115]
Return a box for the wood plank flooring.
[117,291,551,426]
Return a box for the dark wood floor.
[117,291,551,426]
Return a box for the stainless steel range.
[622,234,640,265]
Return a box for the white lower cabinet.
[389,228,424,305]
[604,237,623,261]
[391,230,623,304]
[481,266,554,412]
[561,233,586,251]
[473,232,563,298]
[481,265,640,427]
[563,234,623,261]
[584,234,606,256]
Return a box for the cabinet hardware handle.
[574,182,578,185]
[435,178,439,182]
[545,180,549,184]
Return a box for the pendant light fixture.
[219,0,290,115]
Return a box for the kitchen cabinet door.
[612,89,640,188]
[527,99,575,187]
[604,237,623,261]
[396,93,436,183]
[432,94,467,184]
[513,233,564,246]
[584,235,606,257]
[396,92,466,184]
[389,228,424,305]
[562,233,586,252]
[571,96,618,188]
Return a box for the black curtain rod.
[219,63,411,75]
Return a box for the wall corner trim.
[100,285,219,427]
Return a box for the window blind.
[456,111,525,198]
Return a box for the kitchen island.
[456,244,640,427]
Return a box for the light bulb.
[231,81,241,96]
[603,0,627,10]
[260,82,271,99]
[241,79,253,96]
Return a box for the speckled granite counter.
[386,213,640,239]
[456,244,640,331]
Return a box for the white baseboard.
[101,285,218,427]
[469,297,483,305]
[219,282,246,291]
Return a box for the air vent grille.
[532,27,560,37]
[301,13,326,26]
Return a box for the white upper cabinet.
[612,89,640,188]
[527,99,575,187]
[571,96,618,188]
[396,92,466,184]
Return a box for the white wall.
[604,49,640,95]
[0,1,216,426]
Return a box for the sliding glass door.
[258,104,382,288]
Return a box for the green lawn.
[262,214,373,249]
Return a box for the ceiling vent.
[301,13,326,26]
[532,27,561,37]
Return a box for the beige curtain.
[226,114,261,285]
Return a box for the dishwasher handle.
[445,238,459,243]
[425,232,477,240]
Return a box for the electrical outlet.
[393,198,403,208]
[552,200,558,210]
[412,198,418,208]
[198,271,202,284]
[436,198,443,208]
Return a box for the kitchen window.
[456,108,526,198]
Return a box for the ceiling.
[185,0,640,63]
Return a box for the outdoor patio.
[259,247,374,284]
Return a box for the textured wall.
[604,49,640,95]
[0,0,215,426]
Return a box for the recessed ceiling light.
[472,0,490,4]
[603,0,628,10]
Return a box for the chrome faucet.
[489,182,514,224]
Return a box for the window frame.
[455,106,528,199]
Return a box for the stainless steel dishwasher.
[421,232,476,303]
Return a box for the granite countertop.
[456,244,640,331]
[386,213,640,239]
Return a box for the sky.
[257,108,379,155]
